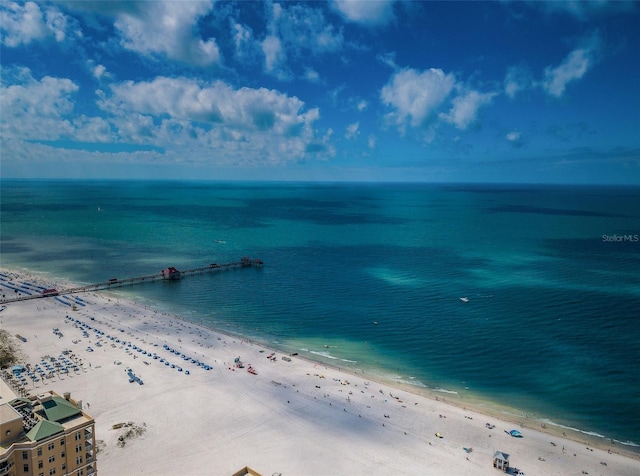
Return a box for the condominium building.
[0,389,96,476]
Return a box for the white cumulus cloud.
[542,33,601,97]
[304,68,320,82]
[1,68,330,167]
[113,0,220,66]
[345,122,360,139]
[0,1,68,46]
[506,130,525,149]
[439,90,496,130]
[262,35,286,74]
[333,0,396,25]
[504,64,533,99]
[92,64,108,80]
[93,76,325,165]
[506,131,521,142]
[381,68,456,129]
[103,77,317,134]
[261,2,344,79]
[232,21,261,65]
[543,49,590,97]
[0,69,78,140]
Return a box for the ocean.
[1,179,639,446]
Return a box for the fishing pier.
[0,257,263,304]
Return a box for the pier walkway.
[0,257,263,304]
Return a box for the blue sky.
[1,1,639,183]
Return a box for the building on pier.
[240,257,264,268]
[161,267,181,280]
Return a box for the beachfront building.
[0,390,96,476]
[493,450,510,471]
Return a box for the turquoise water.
[1,179,639,445]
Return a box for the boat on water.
[460,297,469,303]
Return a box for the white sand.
[1,269,639,475]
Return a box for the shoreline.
[121,295,640,459]
[2,266,639,475]
[274,344,640,460]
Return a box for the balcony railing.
[0,464,13,476]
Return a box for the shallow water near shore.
[2,179,639,446]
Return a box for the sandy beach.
[1,268,639,476]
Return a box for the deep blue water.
[1,179,639,445]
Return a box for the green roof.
[26,419,64,442]
[9,397,31,405]
[41,397,81,423]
